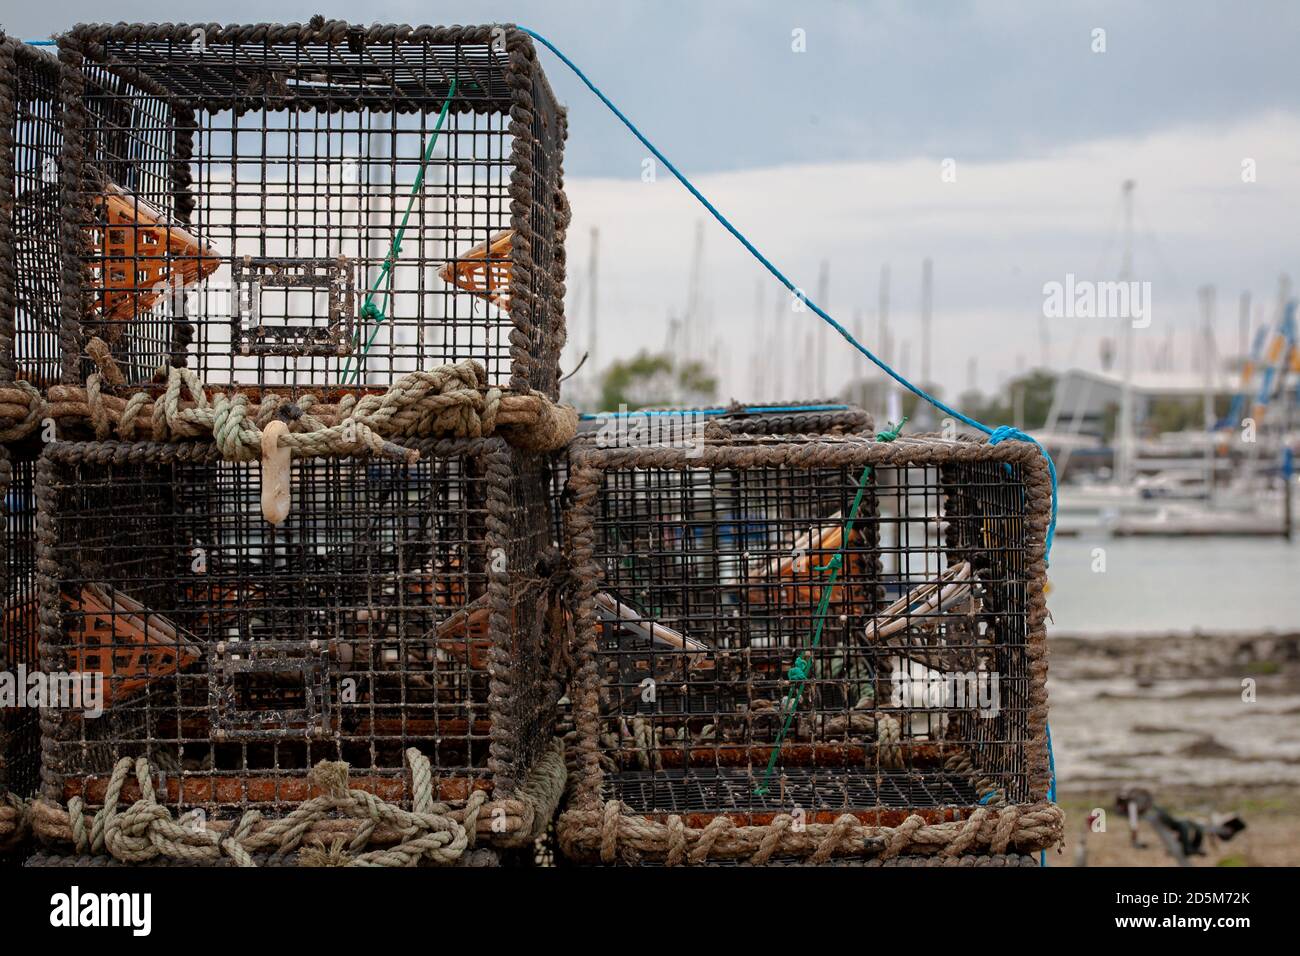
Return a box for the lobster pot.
[550,403,874,736]
[35,438,561,827]
[0,445,40,802]
[57,21,567,394]
[559,435,1054,865]
[0,39,64,386]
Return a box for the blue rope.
[520,27,990,436]
[985,427,1058,866]
[519,24,1057,545]
[1047,724,1057,804]
[987,426,1058,559]
[1042,724,1058,866]
[519,24,1060,862]
[578,403,851,421]
[743,404,848,415]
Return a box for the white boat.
[1111,496,1288,537]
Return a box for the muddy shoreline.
[1049,629,1300,865]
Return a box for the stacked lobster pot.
[18,20,576,866]
[0,20,1066,872]
[552,401,876,728]
[1,36,66,861]
[557,432,1061,865]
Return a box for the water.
[1045,535,1300,635]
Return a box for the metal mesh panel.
[60,22,567,396]
[557,404,874,556]
[565,435,1049,827]
[937,457,1037,798]
[2,41,64,385]
[1,447,41,801]
[72,63,184,385]
[36,438,558,813]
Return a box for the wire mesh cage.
[0,38,64,387]
[553,402,875,730]
[1,444,41,806]
[558,434,1056,865]
[57,20,568,395]
[34,437,564,836]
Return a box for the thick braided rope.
[0,358,577,453]
[27,741,567,862]
[0,380,42,442]
[945,750,1007,807]
[27,751,483,867]
[559,799,1064,865]
[821,712,904,769]
[0,793,31,853]
[482,738,568,848]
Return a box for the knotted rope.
[0,355,577,455]
[944,750,1008,808]
[25,740,567,864]
[821,711,904,769]
[27,750,482,867]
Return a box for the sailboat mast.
[684,220,704,360]
[921,258,933,388]
[878,263,891,365]
[588,226,599,380]
[1117,180,1137,486]
[1200,284,1216,491]
[816,260,830,395]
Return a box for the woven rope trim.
[0,356,577,453]
[13,741,565,866]
[557,799,1064,866]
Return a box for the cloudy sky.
[12,1,1300,403]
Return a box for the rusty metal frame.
[231,256,356,358]
[209,637,335,740]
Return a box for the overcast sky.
[9,1,1299,402]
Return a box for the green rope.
[754,418,906,797]
[341,77,458,386]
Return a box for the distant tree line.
[598,351,719,411]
